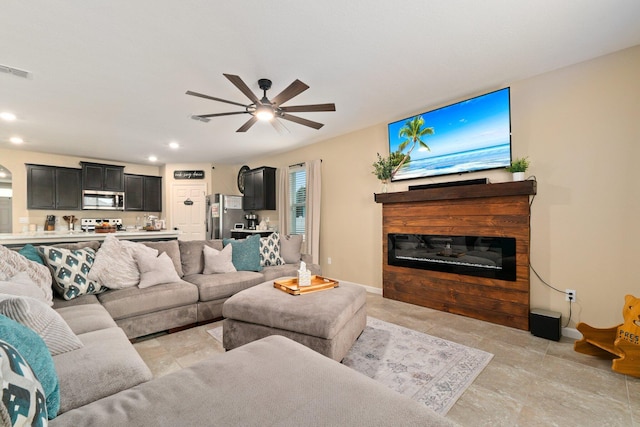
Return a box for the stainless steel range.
[80,218,123,232]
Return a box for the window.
[288,165,306,236]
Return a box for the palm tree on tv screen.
[393,115,434,176]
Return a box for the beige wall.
[1,45,637,328]
[246,45,640,328]
[0,150,161,231]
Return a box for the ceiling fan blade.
[280,103,336,113]
[280,113,324,130]
[271,79,309,106]
[223,74,260,104]
[196,111,248,118]
[270,118,290,134]
[185,90,248,108]
[237,116,259,132]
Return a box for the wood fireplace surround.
[375,181,536,330]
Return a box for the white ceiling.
[1,1,640,167]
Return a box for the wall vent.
[0,64,31,79]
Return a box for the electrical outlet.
[566,289,576,302]
[327,257,332,265]
[19,217,29,224]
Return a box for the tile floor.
[133,292,639,426]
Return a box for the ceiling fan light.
[255,105,274,121]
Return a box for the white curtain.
[305,159,321,264]
[276,167,290,236]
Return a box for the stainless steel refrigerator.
[206,194,245,240]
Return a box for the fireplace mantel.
[375,180,537,330]
[374,180,536,204]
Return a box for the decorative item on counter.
[258,220,268,231]
[44,215,56,231]
[95,222,117,233]
[63,215,77,231]
[297,261,312,287]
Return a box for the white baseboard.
[562,327,582,340]
[352,283,382,295]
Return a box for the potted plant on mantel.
[507,157,530,181]
[372,152,405,193]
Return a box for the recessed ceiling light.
[169,142,180,149]
[148,155,158,162]
[9,136,23,144]
[0,112,17,121]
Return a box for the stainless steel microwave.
[82,190,125,210]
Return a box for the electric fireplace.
[388,233,516,281]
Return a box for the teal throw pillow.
[0,315,60,419]
[18,244,45,265]
[223,234,262,272]
[0,339,47,426]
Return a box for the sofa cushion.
[260,232,285,267]
[0,339,47,425]
[0,244,53,305]
[0,271,51,304]
[88,235,157,289]
[0,315,60,419]
[178,240,223,276]
[53,327,152,414]
[49,336,453,427]
[55,303,118,335]
[0,296,83,356]
[38,246,107,300]
[280,234,303,264]
[223,234,262,272]
[135,251,181,288]
[183,271,264,302]
[96,280,198,320]
[48,241,101,252]
[141,240,183,277]
[203,245,236,274]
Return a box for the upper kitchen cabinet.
[81,162,124,192]
[243,166,276,211]
[27,164,82,210]
[124,174,162,212]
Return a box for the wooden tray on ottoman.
[274,276,339,295]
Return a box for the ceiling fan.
[186,74,336,132]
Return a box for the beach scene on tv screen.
[388,88,511,181]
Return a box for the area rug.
[208,317,492,415]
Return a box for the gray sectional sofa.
[1,238,455,425]
[52,237,321,339]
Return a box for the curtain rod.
[289,159,323,168]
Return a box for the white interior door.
[171,183,206,241]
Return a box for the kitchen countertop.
[0,230,181,247]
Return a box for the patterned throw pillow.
[260,232,285,267]
[222,234,263,272]
[0,340,47,426]
[0,296,84,356]
[0,315,60,420]
[38,246,107,300]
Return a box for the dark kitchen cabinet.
[242,167,276,211]
[81,162,124,192]
[27,164,82,210]
[124,174,162,212]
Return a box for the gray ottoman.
[222,279,367,361]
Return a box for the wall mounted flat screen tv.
[388,87,511,182]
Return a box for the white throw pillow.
[135,251,181,288]
[280,234,303,264]
[203,244,236,274]
[0,245,53,304]
[0,296,84,356]
[88,235,157,289]
[0,272,50,304]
